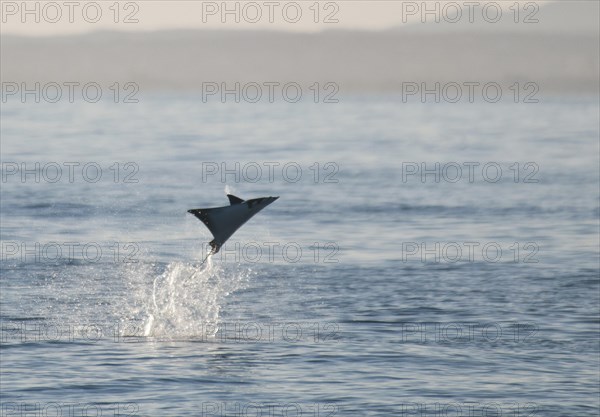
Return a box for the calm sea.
[1,95,599,416]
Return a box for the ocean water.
[1,95,599,416]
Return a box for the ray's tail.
[185,246,216,283]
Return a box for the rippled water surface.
[1,96,599,416]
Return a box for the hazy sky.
[1,0,555,35]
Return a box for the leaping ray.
[188,194,279,256]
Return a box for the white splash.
[224,184,235,196]
[123,255,251,340]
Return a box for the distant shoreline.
[2,29,597,95]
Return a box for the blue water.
[1,96,599,416]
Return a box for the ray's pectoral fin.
[188,209,210,228]
[227,194,244,205]
[188,208,221,249]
